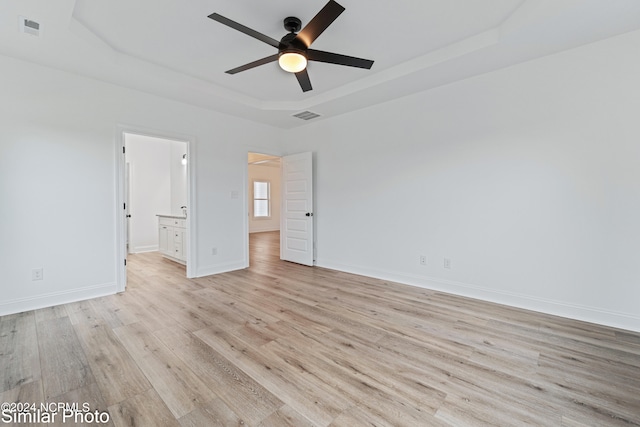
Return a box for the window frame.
[252,179,271,219]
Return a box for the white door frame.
[115,125,197,292]
[125,162,131,253]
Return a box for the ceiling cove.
[3,1,640,128]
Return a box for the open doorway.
[116,130,192,291]
[248,152,282,267]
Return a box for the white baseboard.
[195,260,247,278]
[0,282,118,317]
[130,245,158,253]
[161,254,186,266]
[316,258,640,333]
[249,227,280,234]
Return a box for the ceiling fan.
[208,0,374,92]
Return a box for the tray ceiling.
[2,0,640,128]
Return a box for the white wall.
[125,134,187,253]
[0,54,282,315]
[248,163,281,233]
[283,29,640,332]
[2,27,639,332]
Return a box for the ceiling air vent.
[19,16,41,37]
[293,111,321,121]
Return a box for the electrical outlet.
[444,258,452,270]
[32,268,43,281]
[212,247,218,256]
[419,255,427,266]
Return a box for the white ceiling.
[248,153,281,166]
[2,0,640,128]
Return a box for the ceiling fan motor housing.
[280,18,306,56]
[279,32,306,54]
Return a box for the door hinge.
[124,259,127,266]
[123,146,126,154]
[124,203,126,210]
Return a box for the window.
[253,180,270,218]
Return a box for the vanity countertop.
[157,214,187,219]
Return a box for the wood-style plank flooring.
[1,231,639,426]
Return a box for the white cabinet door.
[159,225,171,255]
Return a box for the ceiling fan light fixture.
[279,51,307,73]
[209,1,374,92]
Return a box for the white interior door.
[281,152,314,266]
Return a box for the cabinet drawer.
[159,217,186,227]
[174,244,183,259]
[159,217,174,226]
[174,231,182,242]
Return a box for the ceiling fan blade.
[208,13,280,48]
[225,54,279,74]
[307,49,374,69]
[295,0,345,48]
[295,69,313,92]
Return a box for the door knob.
[305,212,313,217]
[126,215,132,218]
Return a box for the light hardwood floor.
[1,231,639,426]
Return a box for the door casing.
[115,125,196,291]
